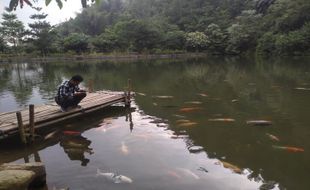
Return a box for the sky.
[0,0,83,27]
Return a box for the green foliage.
[0,9,25,53]
[92,29,119,52]
[257,22,310,55]
[63,33,89,53]
[6,0,310,55]
[27,10,56,55]
[113,19,162,52]
[185,32,208,52]
[162,30,185,50]
[205,23,227,54]
[0,37,6,52]
[256,32,276,55]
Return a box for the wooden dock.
[0,90,131,141]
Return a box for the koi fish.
[197,93,208,97]
[44,130,59,140]
[176,119,191,123]
[246,120,272,126]
[176,167,200,179]
[179,107,202,112]
[208,118,235,122]
[152,95,174,99]
[295,87,310,91]
[231,99,238,103]
[63,131,81,135]
[121,141,129,155]
[217,161,242,174]
[272,145,304,152]
[167,170,181,179]
[172,114,186,118]
[153,102,158,106]
[185,101,203,105]
[266,133,280,141]
[136,92,146,96]
[96,169,133,183]
[178,122,198,127]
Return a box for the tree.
[185,32,208,52]
[205,23,227,54]
[92,29,119,52]
[0,37,6,52]
[8,0,97,11]
[113,19,162,52]
[27,9,56,55]
[63,33,89,53]
[0,8,25,53]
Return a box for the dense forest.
[1,0,310,55]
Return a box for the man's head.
[70,75,83,86]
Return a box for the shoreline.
[0,53,208,64]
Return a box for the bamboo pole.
[125,79,131,107]
[29,104,35,142]
[16,111,27,144]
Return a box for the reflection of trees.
[0,65,12,93]
[8,63,38,105]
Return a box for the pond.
[0,56,310,190]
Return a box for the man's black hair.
[71,75,83,82]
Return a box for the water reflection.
[60,135,93,166]
[0,57,310,189]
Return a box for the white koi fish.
[176,167,200,179]
[121,141,129,155]
[96,169,133,184]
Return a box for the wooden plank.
[0,92,108,120]
[0,91,126,137]
[36,96,123,123]
[6,97,125,135]
[0,93,117,123]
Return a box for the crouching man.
[55,75,87,112]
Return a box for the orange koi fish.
[217,161,242,174]
[63,131,81,135]
[266,133,280,141]
[178,122,198,127]
[208,118,235,122]
[179,107,202,112]
[272,145,304,152]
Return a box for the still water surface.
[0,57,310,190]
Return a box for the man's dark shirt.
[57,80,80,99]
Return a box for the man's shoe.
[60,107,67,112]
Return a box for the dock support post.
[16,111,27,144]
[88,79,94,93]
[29,104,35,142]
[125,79,131,107]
